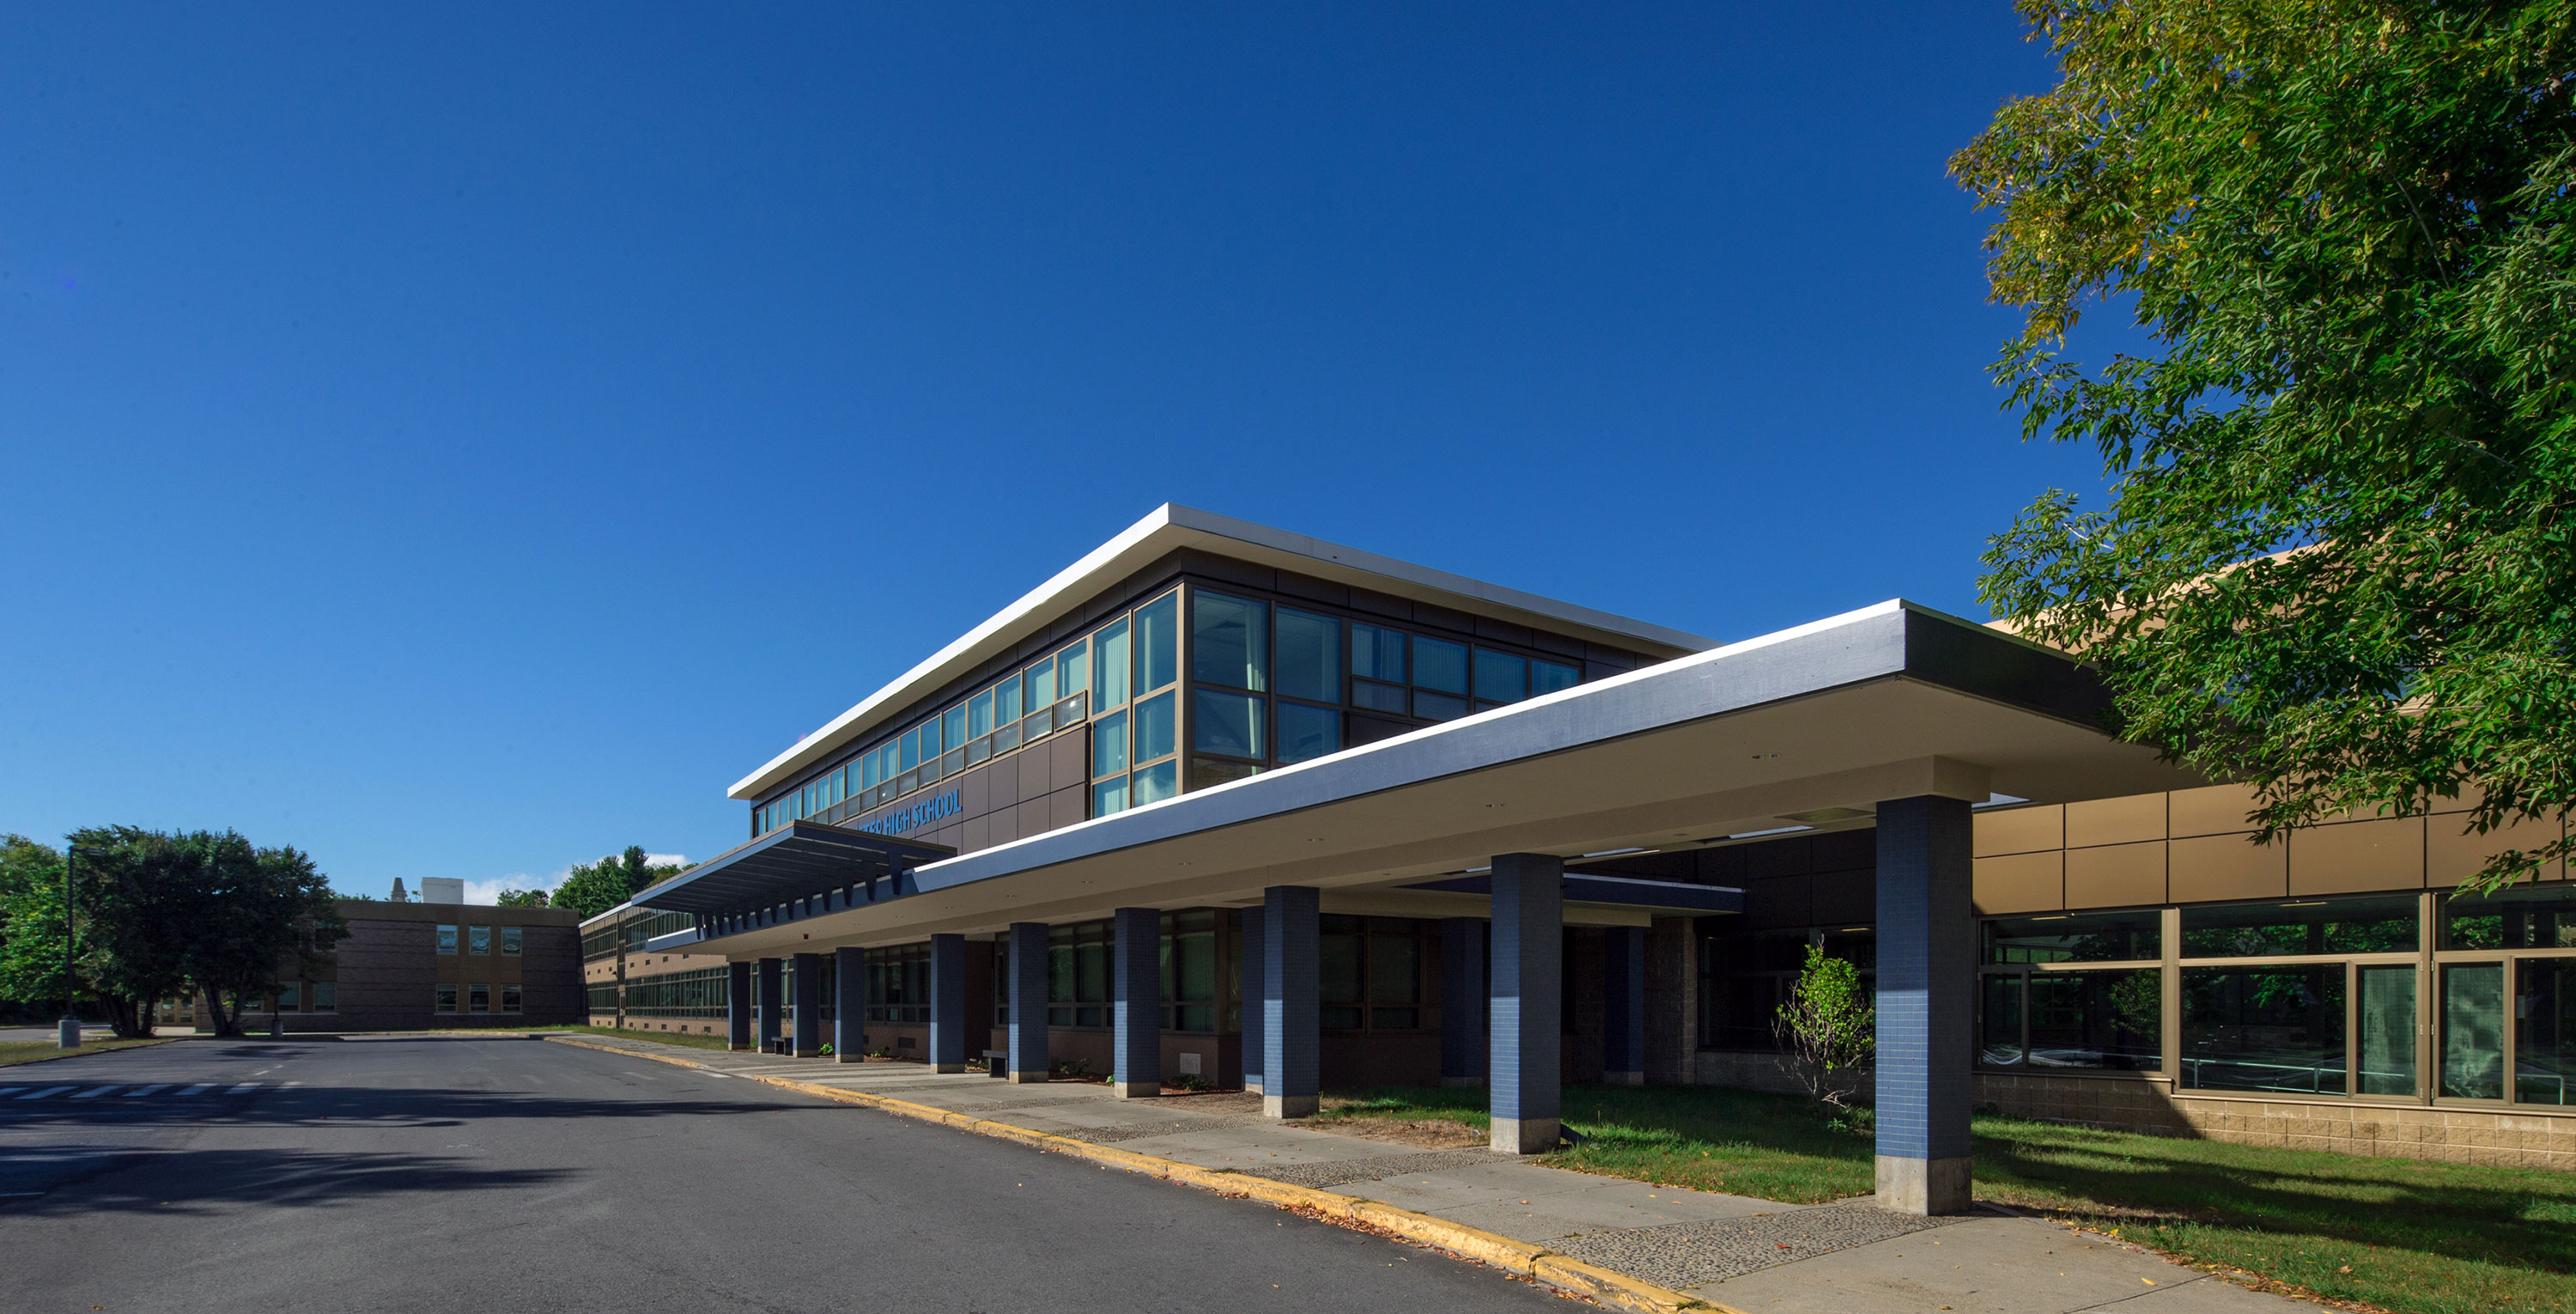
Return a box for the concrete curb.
[544,1035,1735,1313]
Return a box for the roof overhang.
[679,600,2201,958]
[727,504,1716,802]
[629,821,955,916]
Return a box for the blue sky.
[1,5,2117,899]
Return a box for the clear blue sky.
[1,5,2117,899]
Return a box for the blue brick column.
[1603,925,1646,1086]
[1113,908,1162,1098]
[1237,905,1265,1094]
[756,958,783,1052]
[727,960,753,1051]
[834,946,865,1063]
[1874,794,1976,1215]
[928,933,968,1074]
[790,952,823,1056]
[1006,922,1050,1083]
[1261,886,1319,1118]
[1439,917,1487,1087]
[1490,853,1563,1153]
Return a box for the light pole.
[58,844,101,1049]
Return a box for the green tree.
[166,830,343,1037]
[494,888,549,908]
[1772,945,1876,1113]
[1954,1,2576,891]
[549,845,690,918]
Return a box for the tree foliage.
[0,829,341,1037]
[1954,2,2576,891]
[1773,945,1876,1112]
[549,845,688,919]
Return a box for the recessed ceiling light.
[1779,807,1874,825]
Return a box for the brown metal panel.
[1972,850,2063,915]
[2290,816,2427,894]
[2169,783,2263,837]
[2427,809,2566,885]
[1051,733,1087,789]
[1974,804,2063,857]
[1810,867,1874,925]
[960,765,991,818]
[963,814,990,854]
[2169,832,2286,903]
[2066,794,2167,848]
[1049,784,1086,833]
[2065,840,2167,909]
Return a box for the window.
[1532,660,1579,695]
[313,982,337,1013]
[1413,690,1468,721]
[1134,691,1176,763]
[1352,624,1406,712]
[2443,884,2576,950]
[1277,702,1340,763]
[2183,895,2417,957]
[469,926,491,955]
[2517,959,2573,1105]
[1985,910,2160,964]
[1317,916,1429,1031]
[436,925,459,954]
[1163,910,1219,1032]
[866,944,928,1023]
[1276,608,1340,703]
[469,984,491,1013]
[1092,709,1130,815]
[1412,636,1467,696]
[1986,968,2160,1070]
[1195,690,1263,759]
[2442,961,2505,1098]
[502,984,523,1014]
[501,927,522,956]
[2358,964,2417,1096]
[1095,617,1130,708]
[1192,592,1267,690]
[275,982,301,1013]
[1048,922,1113,1027]
[1473,648,1527,704]
[2181,965,2345,1093]
[1136,592,1180,693]
[435,983,459,1013]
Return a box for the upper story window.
[436,924,459,954]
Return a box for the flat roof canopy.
[683,600,2203,959]
[630,822,954,916]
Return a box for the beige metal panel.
[2170,832,2286,903]
[2169,783,2262,838]
[2066,794,2167,849]
[1974,804,2063,858]
[2066,840,2167,909]
[2289,816,2427,894]
[2427,809,2566,885]
[1973,850,2063,915]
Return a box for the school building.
[585,505,2573,1212]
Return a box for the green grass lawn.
[0,1037,175,1068]
[1315,1084,2576,1314]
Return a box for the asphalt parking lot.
[0,1036,1564,1314]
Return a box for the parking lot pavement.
[0,1037,1564,1314]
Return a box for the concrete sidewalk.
[556,1035,2301,1314]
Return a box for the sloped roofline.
[726,503,1716,801]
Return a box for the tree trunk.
[199,980,239,1037]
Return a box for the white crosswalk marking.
[16,1086,75,1100]
[176,1083,216,1097]
[123,1084,169,1098]
[225,1082,261,1094]
[70,1086,119,1099]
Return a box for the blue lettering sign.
[852,788,961,837]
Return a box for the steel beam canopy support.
[928,933,968,1073]
[1439,917,1487,1087]
[1238,904,1266,1095]
[1007,922,1050,1083]
[1112,908,1161,1098]
[834,946,864,1062]
[1603,924,1647,1086]
[1490,852,1563,1153]
[756,958,784,1052]
[1874,794,1976,1215]
[1261,886,1319,1119]
[790,952,823,1056]
[727,960,753,1050]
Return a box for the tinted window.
[1412,636,1468,695]
[1473,648,1528,703]
[1275,608,1340,703]
[1193,593,1267,691]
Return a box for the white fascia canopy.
[726,504,1716,802]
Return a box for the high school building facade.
[586,506,2570,1208]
